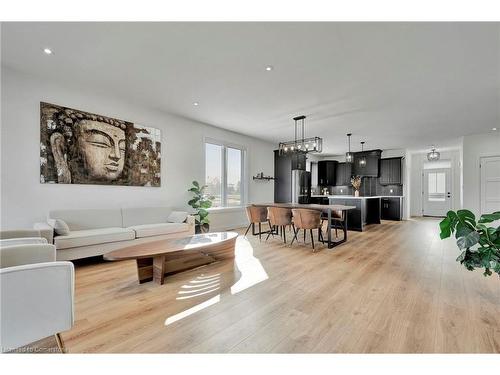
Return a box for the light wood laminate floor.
[56,218,500,353]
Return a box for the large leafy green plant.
[187,181,214,231]
[439,209,500,277]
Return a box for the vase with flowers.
[351,176,361,197]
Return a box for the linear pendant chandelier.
[278,115,323,155]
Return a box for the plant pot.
[195,223,210,234]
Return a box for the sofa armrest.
[0,237,47,247]
[34,222,54,244]
[0,244,56,268]
[0,261,74,351]
[185,215,196,234]
[0,229,41,240]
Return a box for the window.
[427,171,446,201]
[205,143,223,207]
[205,140,245,208]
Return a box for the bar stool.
[266,207,293,244]
[244,205,270,241]
[291,208,323,251]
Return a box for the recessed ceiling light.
[265,65,274,71]
[493,127,497,131]
[43,48,53,55]
[193,102,199,106]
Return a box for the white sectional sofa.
[34,207,195,261]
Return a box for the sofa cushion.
[49,209,123,231]
[54,228,135,250]
[128,223,190,238]
[122,207,173,227]
[167,211,188,223]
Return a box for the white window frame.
[204,137,247,209]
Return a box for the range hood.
[352,149,382,177]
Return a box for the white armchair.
[0,236,74,353]
[0,229,41,240]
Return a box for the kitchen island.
[310,195,404,231]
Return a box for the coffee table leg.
[153,255,166,285]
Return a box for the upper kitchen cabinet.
[317,160,337,186]
[353,150,382,177]
[335,162,352,186]
[379,157,402,185]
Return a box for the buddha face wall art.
[40,102,161,186]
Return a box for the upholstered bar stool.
[291,208,323,251]
[244,205,271,241]
[266,207,293,244]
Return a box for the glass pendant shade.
[427,147,440,162]
[345,133,353,163]
[359,141,366,167]
[278,115,323,155]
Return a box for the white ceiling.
[2,22,499,154]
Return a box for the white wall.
[0,67,275,230]
[409,149,462,217]
[463,132,500,216]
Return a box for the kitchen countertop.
[311,195,404,199]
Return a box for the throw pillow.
[48,219,71,236]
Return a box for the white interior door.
[480,156,500,214]
[423,168,451,217]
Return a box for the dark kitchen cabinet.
[379,157,402,185]
[329,198,363,231]
[310,196,329,205]
[274,150,291,203]
[335,162,352,186]
[318,160,338,186]
[353,150,382,177]
[381,197,402,221]
[274,151,309,203]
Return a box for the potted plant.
[351,176,361,197]
[439,209,500,277]
[187,180,215,233]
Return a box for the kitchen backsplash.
[315,176,403,196]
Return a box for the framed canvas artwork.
[40,102,161,186]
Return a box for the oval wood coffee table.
[105,232,238,285]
